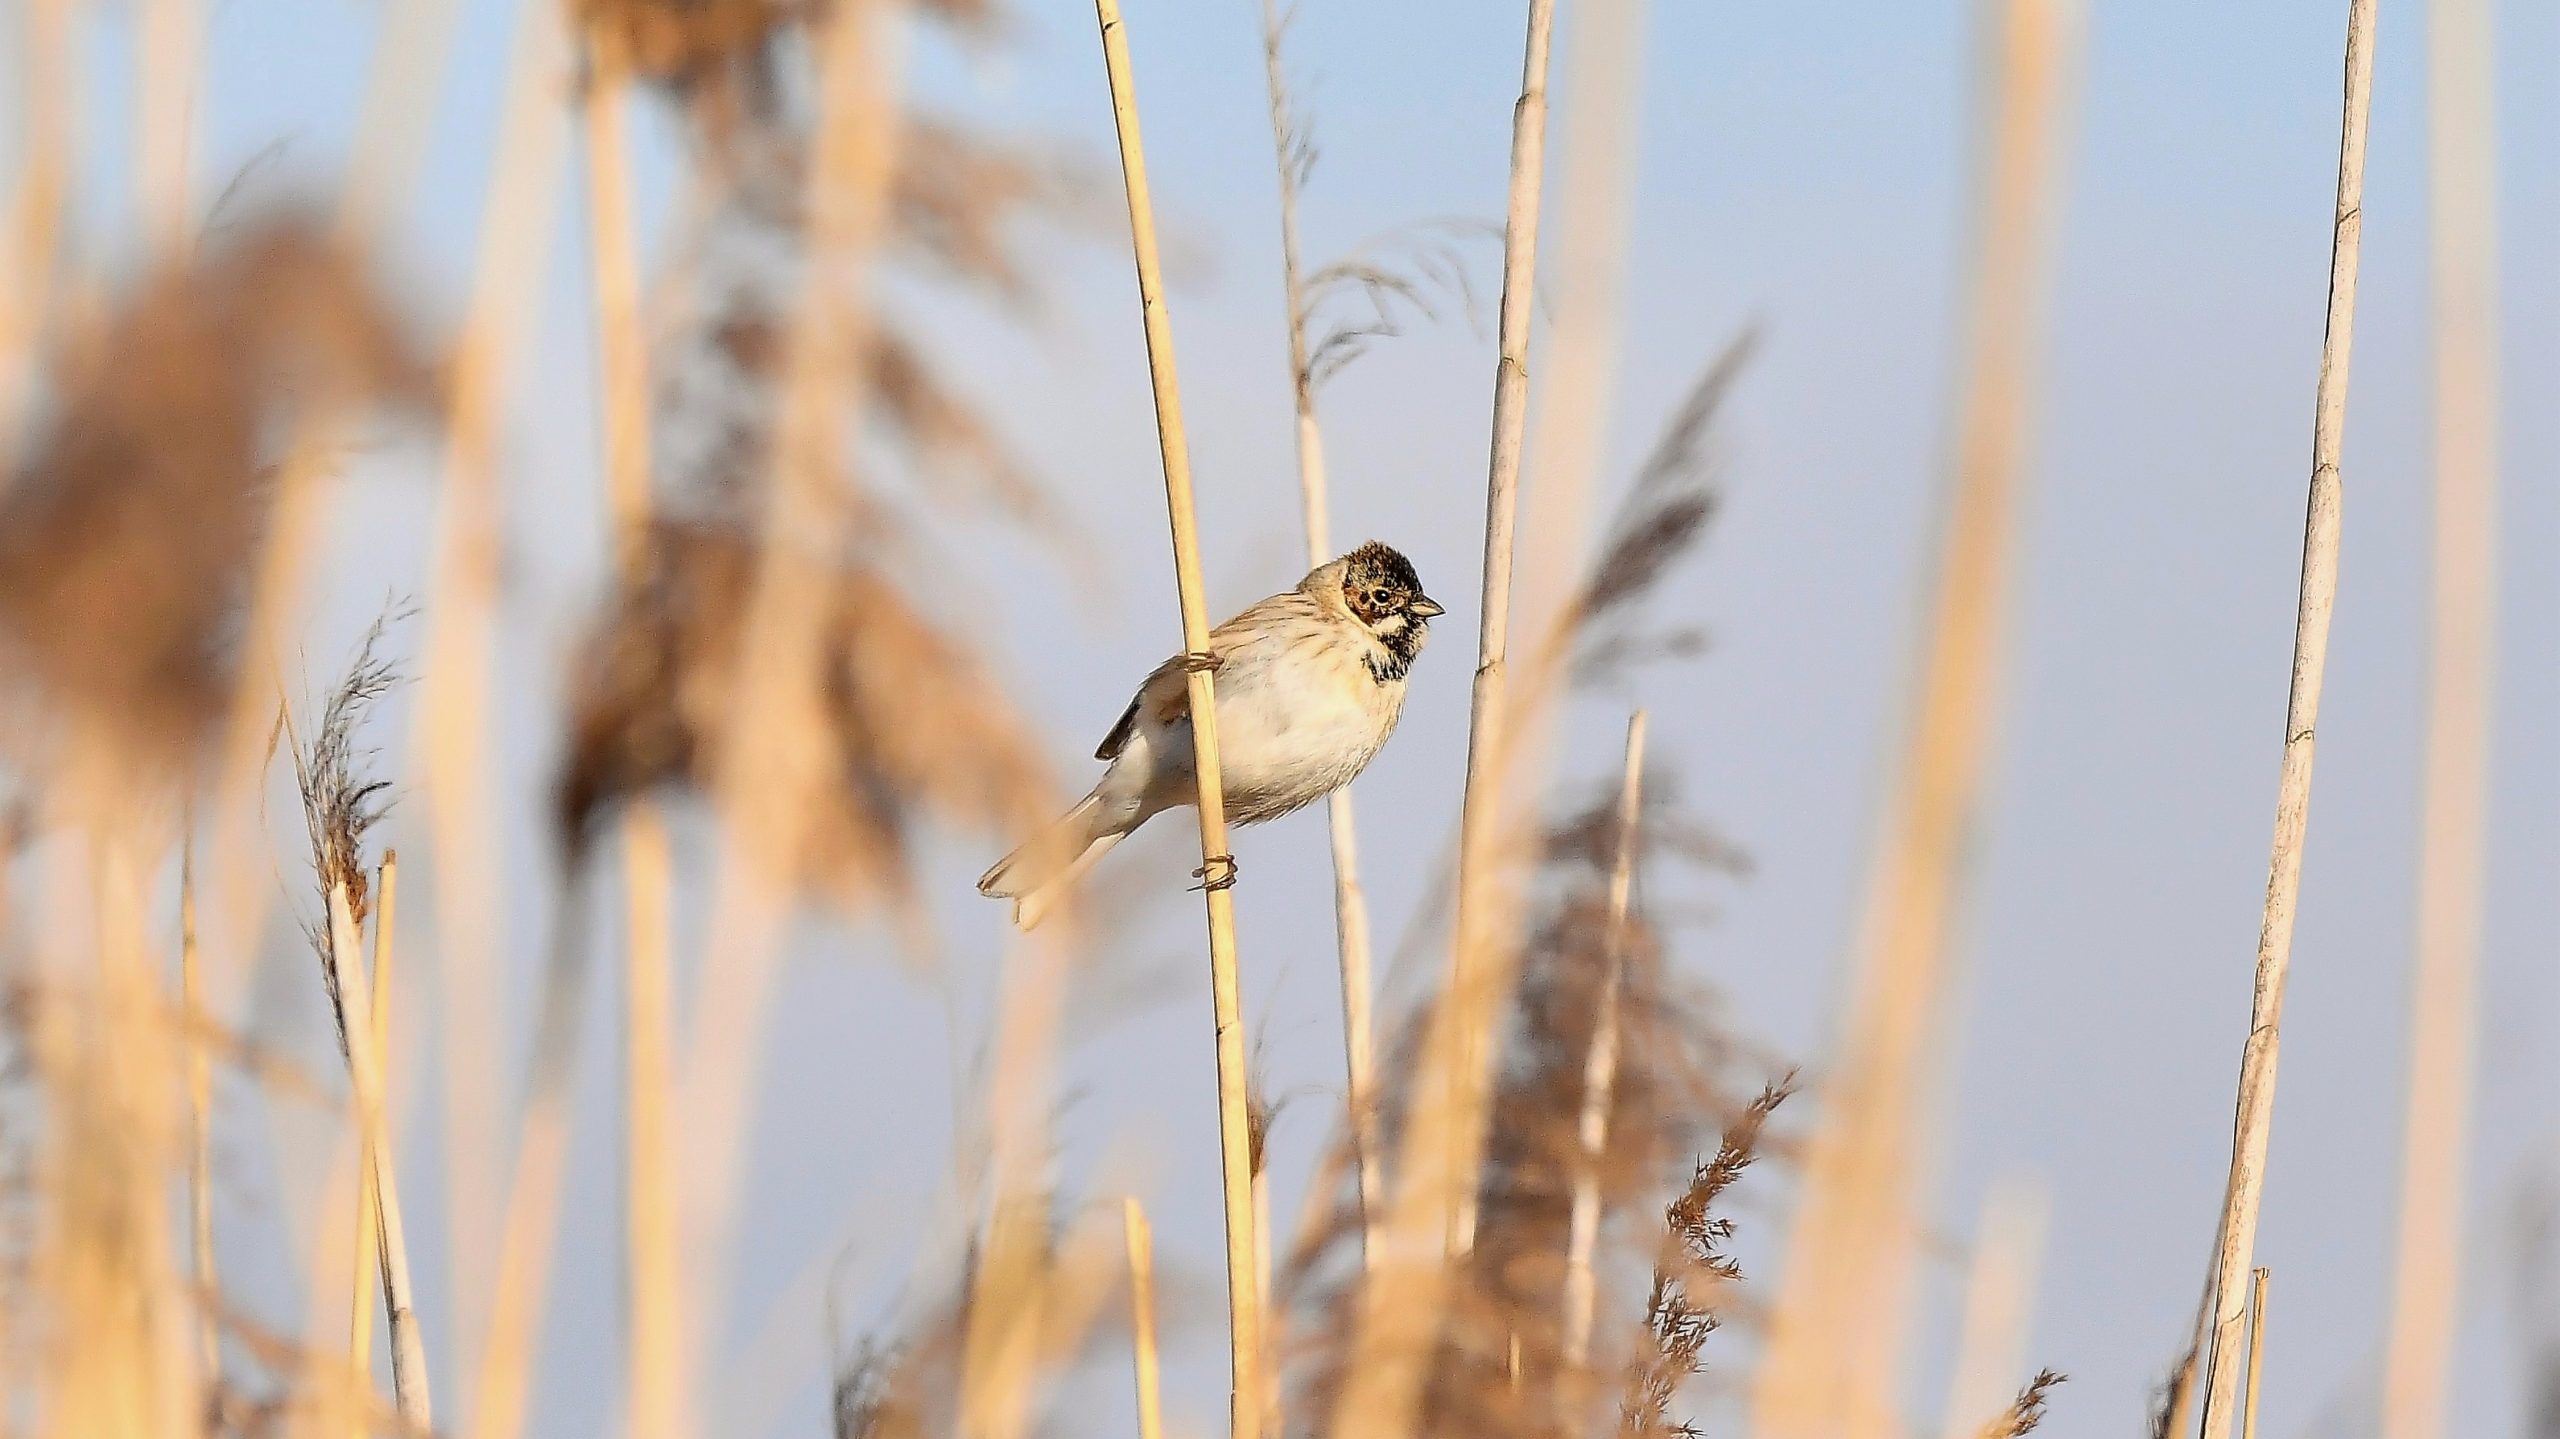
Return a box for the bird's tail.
[977,794,1126,930]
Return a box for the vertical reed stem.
[325,880,431,1432]
[1256,0,1381,1266]
[1934,1177,2050,1439]
[1561,710,1647,1368]
[348,852,400,1429]
[137,0,199,255]
[0,0,72,448]
[580,28,687,1439]
[1329,6,1559,1432]
[1124,1198,1165,1439]
[415,0,569,1393]
[2241,1268,2270,1439]
[2379,0,2497,1430]
[179,842,220,1392]
[2195,3,2377,1432]
[1750,1,2075,1429]
[1442,0,1559,1258]
[1088,4,1261,1430]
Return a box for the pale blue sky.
[16,0,2558,1434]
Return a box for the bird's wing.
[1095,655,1188,760]
[1092,593,1303,760]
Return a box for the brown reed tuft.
[557,518,1048,901]
[1978,1368,2066,1438]
[1282,749,1773,1439]
[825,1192,1129,1439]
[1620,1080,1792,1437]
[288,605,407,950]
[583,0,995,99]
[648,106,1078,537]
[0,218,434,773]
[1281,805,1775,1439]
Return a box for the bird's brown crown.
[1340,541,1427,624]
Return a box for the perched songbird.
[979,541,1444,929]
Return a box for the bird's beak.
[1409,596,1445,619]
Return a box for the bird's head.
[1337,541,1444,651]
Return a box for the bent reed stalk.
[1089,1,1265,1432]
[2195,2,2378,1433]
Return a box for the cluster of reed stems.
[0,0,2516,1435]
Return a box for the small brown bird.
[979,541,1443,929]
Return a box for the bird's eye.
[1370,588,1391,607]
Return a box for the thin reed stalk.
[1124,1198,1165,1439]
[580,27,686,1439]
[201,0,463,1035]
[2241,1268,2269,1439]
[1561,709,1648,1368]
[585,35,657,559]
[415,1,571,1389]
[1936,1177,2051,1439]
[957,931,1081,1439]
[622,811,680,1438]
[1088,3,1263,1430]
[1329,3,1558,1431]
[1510,0,1649,699]
[89,824,198,1437]
[1257,0,1382,1265]
[180,840,221,1392]
[1749,0,2076,1430]
[348,851,400,1430]
[2379,0,2498,1430]
[324,879,431,1431]
[2194,2,2378,1432]
[335,0,469,240]
[138,0,200,254]
[678,0,907,1409]
[0,0,72,444]
[1440,0,1559,1259]
[1255,1147,1275,1392]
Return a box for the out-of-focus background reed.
[0,0,2551,1436]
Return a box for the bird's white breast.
[1144,611,1407,826]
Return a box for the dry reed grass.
[558,519,1048,898]
[1934,1177,2050,1439]
[0,0,2488,1435]
[285,607,431,1431]
[0,223,433,779]
[1748,0,2077,1427]
[1974,1369,2065,1439]
[1087,0,1265,1429]
[1266,354,1778,1439]
[2194,1,2380,1432]
[2378,0,2501,1432]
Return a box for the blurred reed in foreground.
[2,0,2494,1432]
